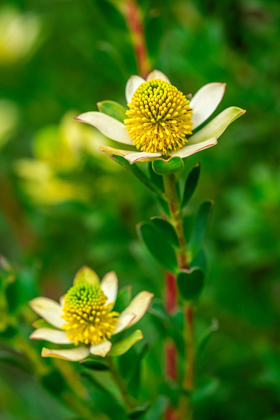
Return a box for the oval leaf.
[97,100,127,123]
[181,163,200,209]
[152,157,184,175]
[81,360,110,371]
[108,330,143,357]
[150,217,179,247]
[189,200,213,258]
[197,319,219,356]
[111,155,165,198]
[114,286,132,313]
[138,222,178,272]
[177,267,205,301]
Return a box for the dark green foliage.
[138,222,177,272]
[111,155,164,197]
[97,100,127,122]
[177,268,205,301]
[150,217,179,247]
[181,163,200,209]
[114,285,132,313]
[189,200,213,258]
[152,157,184,175]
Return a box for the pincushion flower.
[76,70,246,164]
[29,267,153,361]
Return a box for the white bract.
[30,267,153,361]
[76,70,245,164]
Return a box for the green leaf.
[152,157,184,175]
[129,403,150,419]
[81,360,110,371]
[108,330,143,357]
[32,319,56,329]
[144,396,168,420]
[97,100,127,123]
[177,267,205,301]
[183,214,194,243]
[114,286,132,313]
[156,197,170,216]
[149,298,171,324]
[189,200,213,258]
[127,344,149,398]
[192,377,220,405]
[0,350,33,373]
[190,248,207,272]
[0,324,18,339]
[148,162,164,191]
[197,319,219,356]
[138,222,178,272]
[181,163,200,209]
[112,155,165,198]
[40,370,68,396]
[150,217,179,247]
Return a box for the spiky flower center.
[62,283,119,346]
[124,79,193,155]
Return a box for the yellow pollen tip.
[125,79,193,155]
[61,283,119,346]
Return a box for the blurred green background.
[0,0,280,419]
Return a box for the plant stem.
[163,173,194,420]
[16,334,93,420]
[107,358,136,412]
[122,0,150,78]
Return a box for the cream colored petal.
[172,138,218,158]
[188,107,246,144]
[30,328,73,344]
[59,295,65,307]
[100,145,133,157]
[29,297,64,329]
[113,313,136,335]
[119,291,154,328]
[76,112,133,145]
[42,346,90,361]
[124,151,162,164]
[125,75,145,103]
[190,83,226,130]
[147,70,170,83]
[90,341,112,357]
[100,272,118,306]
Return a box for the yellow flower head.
[62,282,119,346]
[125,79,193,155]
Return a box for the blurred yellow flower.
[0,6,42,65]
[14,160,89,205]
[14,111,115,206]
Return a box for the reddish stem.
[122,0,150,78]
[165,272,177,314]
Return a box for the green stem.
[15,334,49,376]
[107,358,136,412]
[16,334,93,420]
[163,174,194,419]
